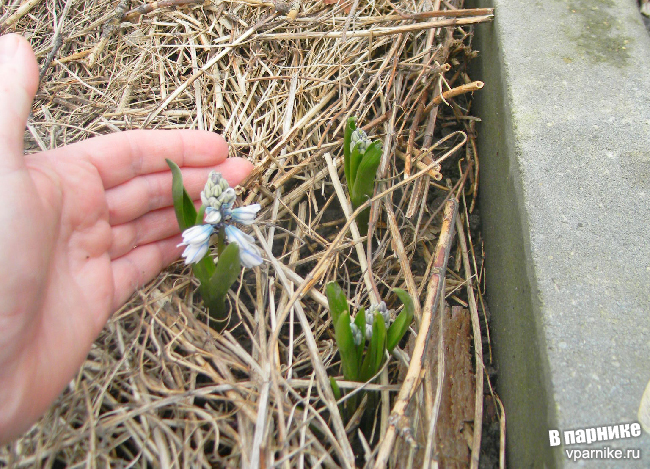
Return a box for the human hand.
[0,34,253,443]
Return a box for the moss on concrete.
[562,0,633,66]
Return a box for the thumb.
[0,34,39,171]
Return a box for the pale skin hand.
[0,34,253,443]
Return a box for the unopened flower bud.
[366,301,393,331]
[219,188,237,210]
[350,323,362,346]
[204,207,222,224]
[201,171,232,207]
[350,128,371,154]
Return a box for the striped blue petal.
[224,203,261,225]
[178,224,214,246]
[180,240,210,264]
[224,225,264,268]
[177,224,213,264]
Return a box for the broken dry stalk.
[123,0,205,22]
[143,14,275,127]
[253,226,357,468]
[87,0,130,67]
[0,0,44,32]
[38,0,75,84]
[373,198,458,469]
[384,201,421,318]
[257,15,494,40]
[456,214,484,469]
[422,296,446,467]
[423,80,485,114]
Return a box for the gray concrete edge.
[469,3,557,466]
[468,0,650,467]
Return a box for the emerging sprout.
[326,282,415,418]
[343,117,382,235]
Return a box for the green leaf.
[334,312,360,382]
[166,158,198,231]
[350,141,382,208]
[192,254,216,283]
[195,205,206,226]
[371,314,387,375]
[330,376,348,419]
[209,243,241,299]
[343,117,357,185]
[206,243,241,324]
[387,288,415,352]
[355,208,371,237]
[326,282,349,328]
[210,243,241,297]
[349,144,363,188]
[197,279,216,313]
[330,377,342,401]
[360,313,387,382]
[350,141,381,237]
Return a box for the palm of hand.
[0,34,253,443]
[1,151,113,439]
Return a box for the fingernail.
[0,34,23,63]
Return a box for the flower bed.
[1,0,502,466]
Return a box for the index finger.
[44,129,229,189]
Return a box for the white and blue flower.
[182,171,264,268]
[178,224,214,264]
[224,225,264,268]
[223,203,261,225]
[350,128,371,154]
[204,207,222,224]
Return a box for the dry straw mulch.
[1,0,503,466]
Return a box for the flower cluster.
[363,301,393,340]
[327,282,414,403]
[349,127,371,154]
[348,302,394,346]
[178,171,263,268]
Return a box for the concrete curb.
[469,0,650,466]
